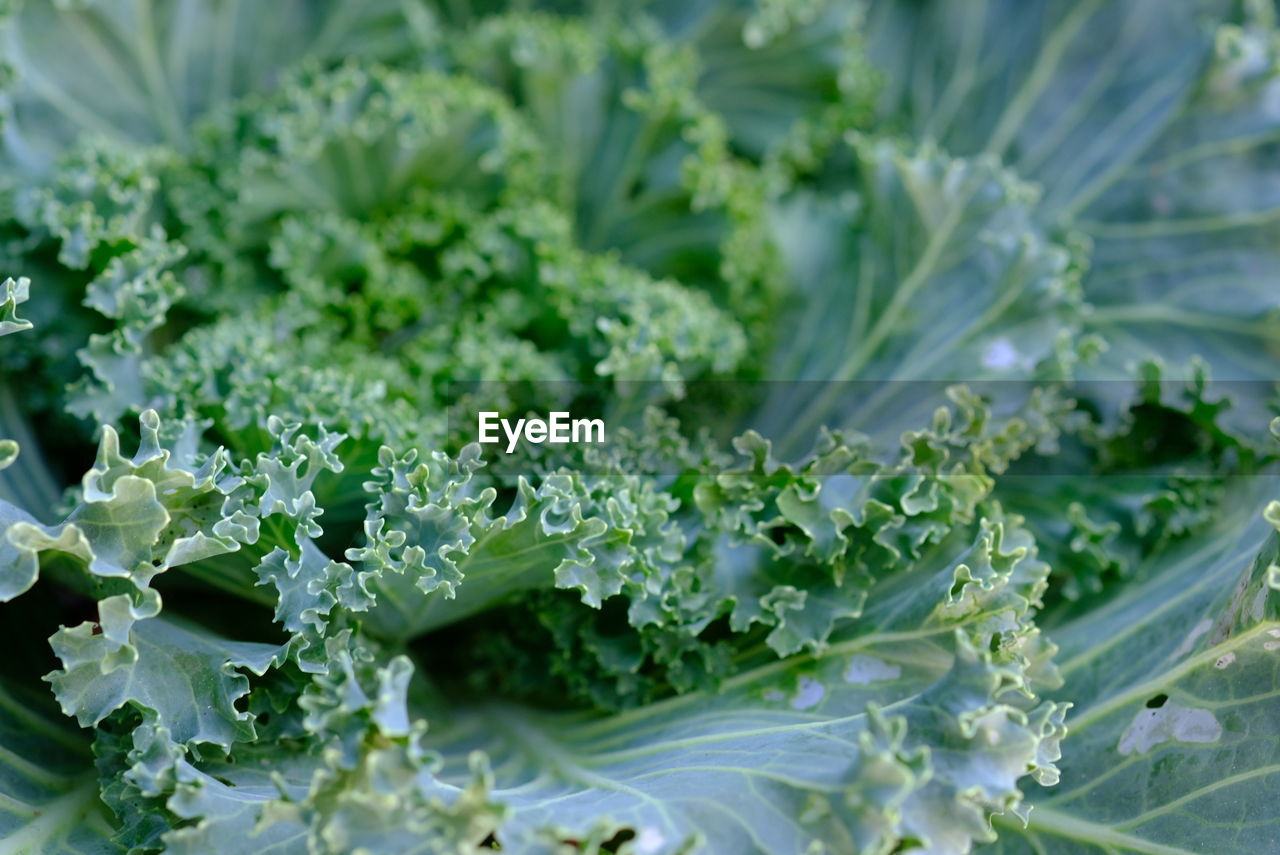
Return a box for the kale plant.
[0,2,1277,853]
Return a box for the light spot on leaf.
[1118,701,1222,755]
[1249,586,1269,621]
[981,338,1020,371]
[791,676,825,710]
[635,828,665,855]
[1171,619,1211,658]
[843,654,902,684]
[1214,652,1236,669]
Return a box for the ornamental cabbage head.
[0,2,1278,854]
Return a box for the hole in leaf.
[601,829,636,852]
[1145,693,1169,709]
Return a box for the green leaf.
[865,0,1280,388]
[982,487,1280,854]
[451,13,780,320]
[418,512,1065,855]
[0,410,257,605]
[647,0,870,160]
[995,362,1274,611]
[99,502,1063,854]
[0,680,119,854]
[0,277,31,337]
[760,135,1086,452]
[0,0,432,168]
[46,606,283,750]
[347,444,614,640]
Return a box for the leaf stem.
[996,805,1202,855]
